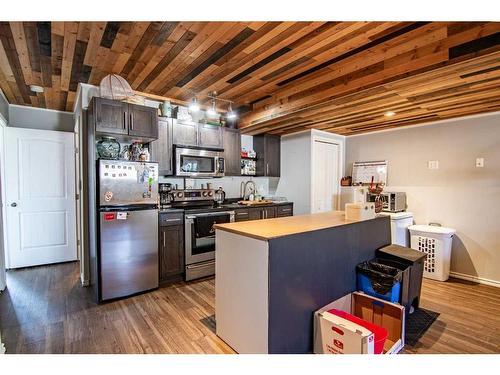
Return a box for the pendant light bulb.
[189,97,200,112]
[207,99,217,118]
[227,102,237,119]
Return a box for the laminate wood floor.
[0,262,498,354]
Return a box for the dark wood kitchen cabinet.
[128,103,158,139]
[159,213,184,283]
[248,206,276,220]
[93,97,129,135]
[198,124,223,149]
[276,204,294,217]
[150,118,173,175]
[234,208,250,222]
[172,121,223,149]
[254,134,281,177]
[90,97,158,141]
[223,128,241,176]
[173,120,198,147]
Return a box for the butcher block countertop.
[214,211,382,241]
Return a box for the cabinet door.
[198,124,223,149]
[223,128,241,176]
[172,120,198,147]
[277,204,293,217]
[248,207,263,221]
[94,97,128,135]
[159,225,184,282]
[234,208,250,222]
[150,118,173,175]
[254,134,281,177]
[264,206,276,219]
[265,135,281,177]
[128,103,158,139]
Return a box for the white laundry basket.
[408,225,456,281]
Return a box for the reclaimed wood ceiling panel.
[0,21,499,135]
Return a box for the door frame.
[0,111,7,290]
[310,130,345,212]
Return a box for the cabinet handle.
[163,232,166,247]
[130,113,134,130]
[123,112,126,129]
[164,218,181,222]
[282,208,291,212]
[266,163,269,175]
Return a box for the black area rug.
[405,308,440,346]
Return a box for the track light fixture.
[207,99,217,118]
[227,102,237,119]
[188,96,200,112]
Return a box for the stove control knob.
[208,191,213,197]
[202,191,208,197]
[177,192,183,198]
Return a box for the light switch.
[476,158,484,168]
[428,160,439,170]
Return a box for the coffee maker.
[159,183,174,209]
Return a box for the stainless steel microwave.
[175,147,225,178]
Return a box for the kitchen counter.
[215,212,391,354]
[215,210,362,241]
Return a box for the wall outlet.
[476,158,484,168]
[428,160,439,170]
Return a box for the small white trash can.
[408,225,456,281]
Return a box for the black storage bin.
[376,244,427,314]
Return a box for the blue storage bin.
[356,260,403,303]
[357,273,401,303]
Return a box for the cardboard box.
[314,292,405,354]
[345,202,376,221]
[316,310,375,354]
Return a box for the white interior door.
[312,140,339,213]
[4,127,77,268]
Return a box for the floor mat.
[405,308,440,346]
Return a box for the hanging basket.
[99,74,134,101]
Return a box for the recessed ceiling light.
[29,85,44,93]
[384,111,396,117]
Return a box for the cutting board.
[237,200,273,206]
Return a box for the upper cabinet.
[93,97,128,135]
[128,103,158,139]
[172,120,223,150]
[149,118,173,176]
[90,97,158,141]
[223,128,241,176]
[172,120,198,147]
[198,124,223,149]
[254,134,281,177]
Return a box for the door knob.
[10,202,17,207]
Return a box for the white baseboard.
[450,271,500,288]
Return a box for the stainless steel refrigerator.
[97,159,159,302]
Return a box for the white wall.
[345,111,500,285]
[274,132,312,214]
[275,129,345,215]
[8,105,74,132]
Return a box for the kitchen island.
[214,211,391,354]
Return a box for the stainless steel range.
[167,187,234,281]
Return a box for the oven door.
[185,211,235,265]
[175,147,224,177]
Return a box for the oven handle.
[186,211,236,220]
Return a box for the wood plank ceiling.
[0,21,499,135]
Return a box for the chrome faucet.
[241,180,256,201]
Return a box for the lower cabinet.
[244,205,289,220]
[276,204,294,217]
[159,213,184,283]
